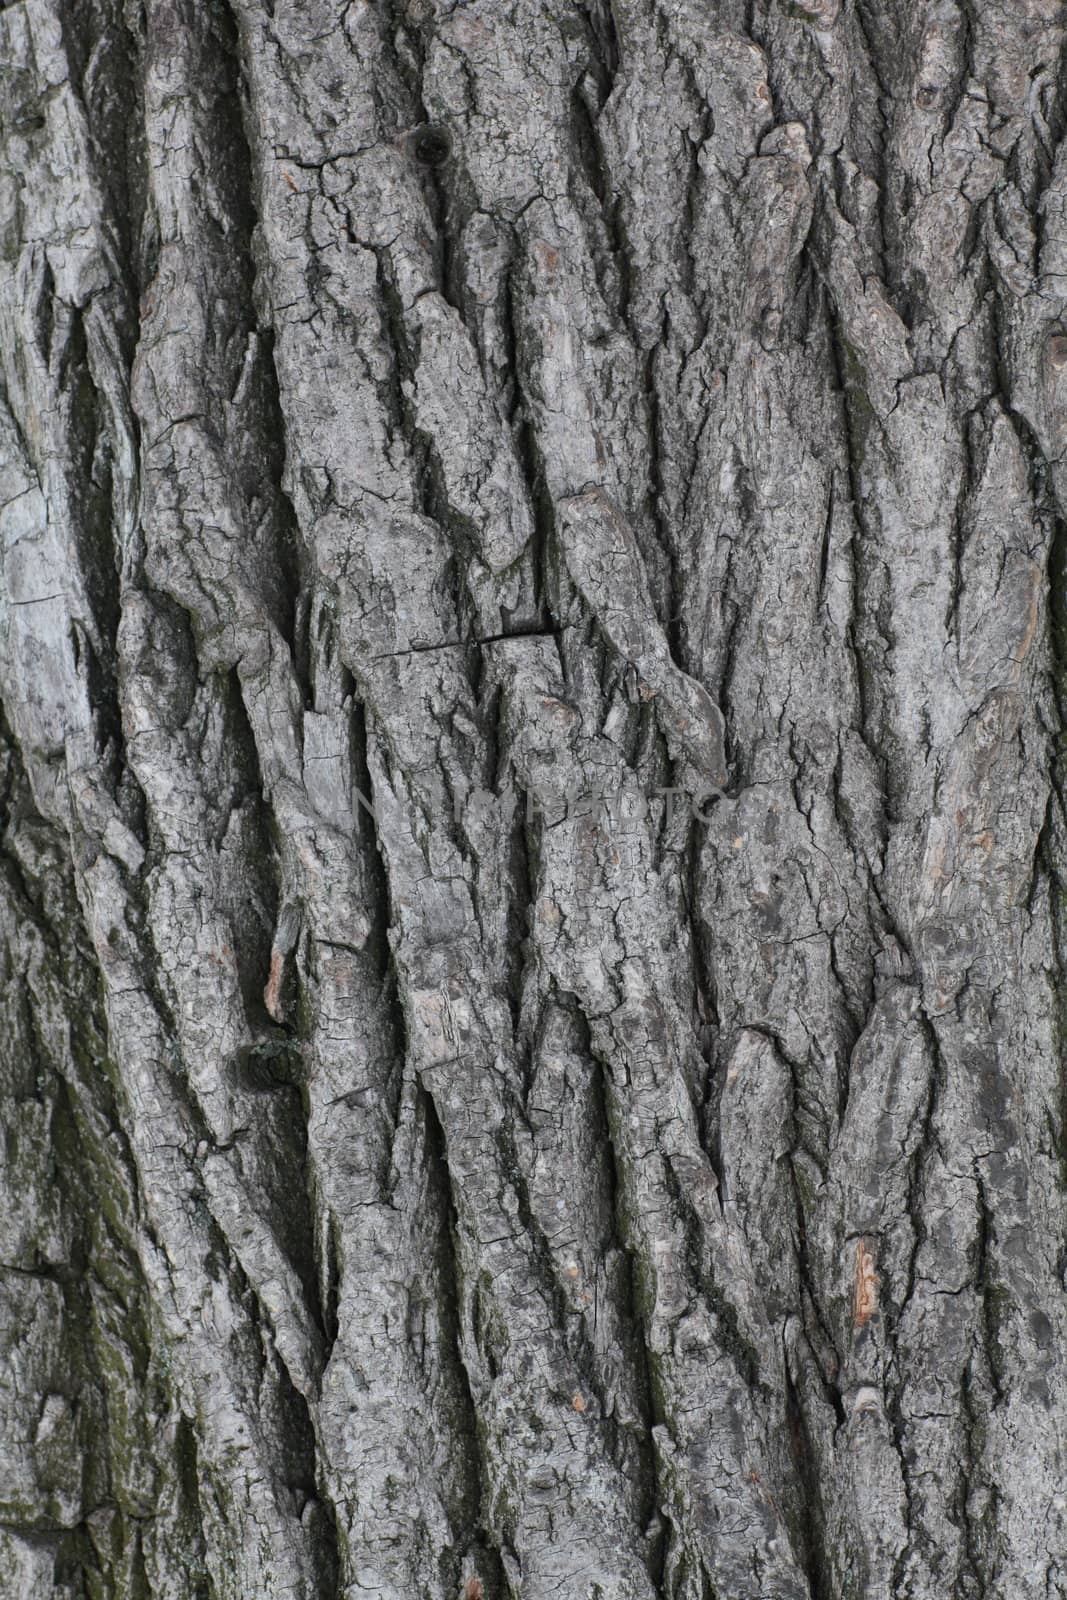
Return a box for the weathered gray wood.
[1,1,1066,1595]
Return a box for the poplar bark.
[2,2,1066,1597]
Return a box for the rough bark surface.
[2,1,1067,1596]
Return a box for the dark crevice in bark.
[418,1081,503,1599]
[0,807,170,1590]
[816,471,835,616]
[827,925,867,1069]
[820,271,894,812]
[946,404,981,643]
[224,1249,334,1585]
[317,1211,341,1365]
[590,1047,666,1596]
[0,731,63,943]
[413,133,468,324]
[568,73,631,333]
[490,237,523,429]
[711,527,750,776]
[972,1172,1006,1410]
[687,828,729,1181]
[348,694,395,985]
[901,1015,941,1323]
[783,1358,832,1600]
[679,122,708,324]
[502,783,534,1042]
[509,390,556,634]
[789,1151,845,1426]
[206,0,312,679]
[942,0,977,152]
[206,698,329,1380]
[495,1088,628,1439]
[37,279,133,808]
[0,736,140,1216]
[883,1015,944,1593]
[27,249,55,363]
[58,0,150,300]
[371,250,480,646]
[643,349,685,653]
[382,0,472,327]
[1044,512,1067,1209]
[663,1154,765,1397]
[586,0,622,100]
[218,667,282,1017]
[847,0,898,290]
[958,1356,997,1600]
[988,287,1054,524]
[253,322,311,679]
[173,1414,212,1600]
[49,1071,116,1501]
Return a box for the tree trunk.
[2,1,1066,1596]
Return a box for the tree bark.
[2,1,1066,1596]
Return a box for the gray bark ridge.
[1,1,1066,1599]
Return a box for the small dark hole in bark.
[14,113,46,134]
[410,123,451,166]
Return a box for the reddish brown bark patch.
[264,947,285,1023]
[854,1238,878,1328]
